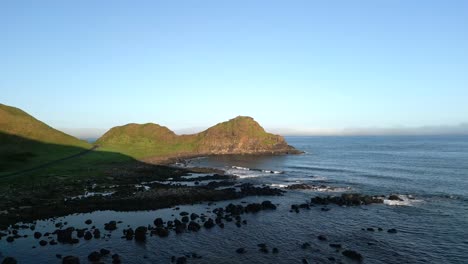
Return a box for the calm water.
[1,136,468,263]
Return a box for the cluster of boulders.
[310,193,384,206]
[118,200,278,241]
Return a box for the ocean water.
[1,136,467,263]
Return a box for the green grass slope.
[0,103,92,174]
[96,116,300,160]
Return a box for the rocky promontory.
[96,116,301,162]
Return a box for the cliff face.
[195,116,296,154]
[96,116,300,159]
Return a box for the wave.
[230,166,284,175]
[288,165,351,173]
[269,183,351,192]
[383,194,423,206]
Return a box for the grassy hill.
[0,103,92,174]
[96,116,300,160]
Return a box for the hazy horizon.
[2,1,468,137]
[58,121,468,140]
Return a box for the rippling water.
[1,136,467,263]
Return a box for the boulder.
[84,231,93,240]
[188,221,201,232]
[236,248,246,254]
[33,232,42,239]
[1,257,17,264]
[104,221,117,231]
[135,226,147,242]
[153,218,163,227]
[124,228,134,240]
[261,200,277,210]
[203,219,215,229]
[342,250,363,262]
[62,256,80,264]
[87,251,101,262]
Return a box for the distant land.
[0,103,300,174]
[96,116,301,162]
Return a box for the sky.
[1,1,468,138]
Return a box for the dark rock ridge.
[96,116,302,160]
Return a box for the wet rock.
[135,226,147,242]
[188,221,201,232]
[174,220,186,234]
[261,200,277,210]
[87,251,101,262]
[180,212,189,216]
[57,228,75,244]
[321,207,330,212]
[272,247,279,254]
[39,240,48,246]
[342,250,363,262]
[100,248,110,255]
[257,243,268,253]
[203,218,215,229]
[93,229,101,239]
[76,229,85,238]
[1,257,18,264]
[104,221,117,231]
[124,228,134,240]
[112,254,121,264]
[84,231,93,240]
[181,216,189,223]
[388,195,403,201]
[318,235,327,241]
[311,193,383,206]
[329,243,342,249]
[62,256,80,264]
[302,259,309,264]
[387,228,398,234]
[56,254,62,259]
[50,240,58,245]
[154,227,169,237]
[190,213,199,220]
[85,219,92,225]
[34,231,42,239]
[6,236,14,242]
[245,203,262,213]
[239,183,284,196]
[367,228,375,232]
[301,242,311,249]
[154,218,163,227]
[299,203,310,209]
[176,257,187,264]
[236,248,246,254]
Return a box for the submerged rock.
[87,251,101,262]
[236,248,246,254]
[1,257,17,264]
[342,250,363,262]
[62,256,80,264]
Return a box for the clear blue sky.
[1,1,468,137]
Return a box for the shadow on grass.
[0,131,138,179]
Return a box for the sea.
[1,136,467,264]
